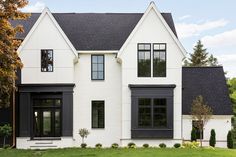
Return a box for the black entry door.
[33,99,61,138]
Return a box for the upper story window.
[153,43,166,77]
[138,44,151,77]
[91,55,104,80]
[41,50,53,72]
[137,43,167,77]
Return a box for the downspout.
[11,79,16,148]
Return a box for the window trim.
[137,43,151,77]
[153,43,167,77]
[91,100,105,129]
[41,49,54,72]
[91,54,105,80]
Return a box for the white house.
[13,2,232,149]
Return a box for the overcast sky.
[22,0,236,78]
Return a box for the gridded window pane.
[55,111,61,136]
[153,98,167,127]
[138,44,151,77]
[92,101,105,128]
[33,111,40,137]
[43,111,51,136]
[92,55,104,80]
[138,98,151,127]
[153,44,166,77]
[41,50,53,72]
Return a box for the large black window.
[91,55,104,80]
[41,50,53,72]
[138,44,151,77]
[153,43,166,77]
[192,120,204,139]
[92,101,105,128]
[33,99,61,137]
[138,98,167,128]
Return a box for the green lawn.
[0,148,236,157]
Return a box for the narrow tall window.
[192,120,204,139]
[91,55,104,80]
[41,50,53,72]
[153,99,167,127]
[153,44,166,77]
[138,44,151,77]
[92,101,105,128]
[138,98,151,127]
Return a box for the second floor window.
[91,55,104,80]
[153,43,166,77]
[138,44,151,77]
[41,50,53,72]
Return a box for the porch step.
[30,145,57,148]
[30,141,57,149]
[35,142,53,145]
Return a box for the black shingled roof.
[182,67,232,115]
[11,13,177,50]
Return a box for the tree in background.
[209,129,216,147]
[191,95,213,147]
[184,40,219,67]
[0,0,29,108]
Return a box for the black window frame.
[91,54,105,80]
[32,97,62,138]
[41,49,53,72]
[91,101,105,129]
[153,43,167,77]
[192,120,204,139]
[137,43,151,77]
[138,98,167,128]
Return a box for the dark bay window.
[153,43,166,77]
[41,49,53,72]
[192,120,204,139]
[92,101,105,128]
[91,55,104,80]
[33,99,61,137]
[138,43,151,77]
[138,98,167,128]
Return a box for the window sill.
[30,137,61,141]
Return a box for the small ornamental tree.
[191,128,197,142]
[191,95,213,147]
[0,124,12,147]
[79,128,89,144]
[209,129,216,147]
[227,130,233,149]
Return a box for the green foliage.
[80,143,87,148]
[182,141,200,148]
[184,40,219,67]
[0,124,12,147]
[127,142,136,148]
[227,131,234,149]
[173,143,181,148]
[209,129,216,147]
[3,144,11,149]
[191,128,197,142]
[159,143,166,148]
[78,128,89,144]
[0,0,29,108]
[111,143,119,148]
[95,143,102,148]
[143,143,149,148]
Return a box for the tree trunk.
[82,137,84,144]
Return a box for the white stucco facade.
[15,3,232,149]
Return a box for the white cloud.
[22,1,45,12]
[176,19,228,39]
[178,15,191,21]
[201,29,236,48]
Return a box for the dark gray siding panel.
[62,92,73,136]
[129,84,175,139]
[19,92,31,137]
